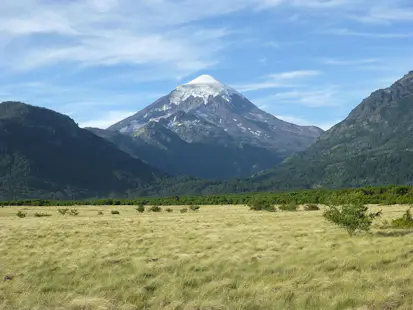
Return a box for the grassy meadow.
[1,204,413,310]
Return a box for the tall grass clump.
[149,206,162,212]
[58,208,69,215]
[304,204,320,211]
[189,205,200,212]
[34,213,52,218]
[279,203,298,212]
[391,208,413,228]
[16,211,26,218]
[248,199,276,212]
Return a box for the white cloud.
[271,88,340,107]
[357,5,413,24]
[254,86,340,107]
[234,70,321,92]
[322,58,380,66]
[0,0,241,76]
[79,110,135,129]
[275,115,338,130]
[325,28,413,38]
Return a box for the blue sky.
[0,0,412,130]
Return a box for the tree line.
[2,184,413,206]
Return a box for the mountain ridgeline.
[0,102,164,200]
[254,70,413,190]
[1,71,413,200]
[92,75,323,179]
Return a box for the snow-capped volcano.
[103,74,323,179]
[170,74,242,105]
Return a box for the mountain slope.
[254,70,413,189]
[0,101,163,199]
[103,75,323,179]
[88,124,281,180]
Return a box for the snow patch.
[186,74,221,85]
[169,74,243,105]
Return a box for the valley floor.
[1,205,413,310]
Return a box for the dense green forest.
[3,184,413,207]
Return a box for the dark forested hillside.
[0,101,163,199]
[253,71,413,190]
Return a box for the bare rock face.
[98,75,323,179]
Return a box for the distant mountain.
[253,70,413,189]
[96,75,323,179]
[0,102,164,200]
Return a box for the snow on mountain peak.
[186,74,222,85]
[170,74,242,105]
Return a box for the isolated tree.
[323,201,381,236]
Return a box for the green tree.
[323,201,381,236]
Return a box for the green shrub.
[58,208,69,215]
[323,202,381,236]
[279,203,298,212]
[304,204,320,211]
[68,209,79,216]
[34,213,51,217]
[97,211,104,215]
[248,200,275,212]
[149,205,162,212]
[166,208,173,213]
[391,208,413,229]
[16,211,26,218]
[180,208,188,213]
[136,205,145,213]
[111,210,120,215]
[189,205,200,212]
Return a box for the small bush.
[136,205,145,213]
[304,204,320,211]
[189,205,200,212]
[97,211,104,215]
[16,211,26,218]
[68,209,79,216]
[279,203,298,212]
[391,208,413,229]
[323,202,381,236]
[180,208,188,213]
[58,208,69,215]
[149,205,162,212]
[166,208,173,213]
[248,200,275,212]
[111,210,120,215]
[34,213,51,217]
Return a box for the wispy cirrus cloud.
[0,0,244,76]
[234,70,321,92]
[254,86,341,108]
[324,28,413,38]
[321,58,380,66]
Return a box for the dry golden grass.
[1,204,413,310]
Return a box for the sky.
[0,0,412,130]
